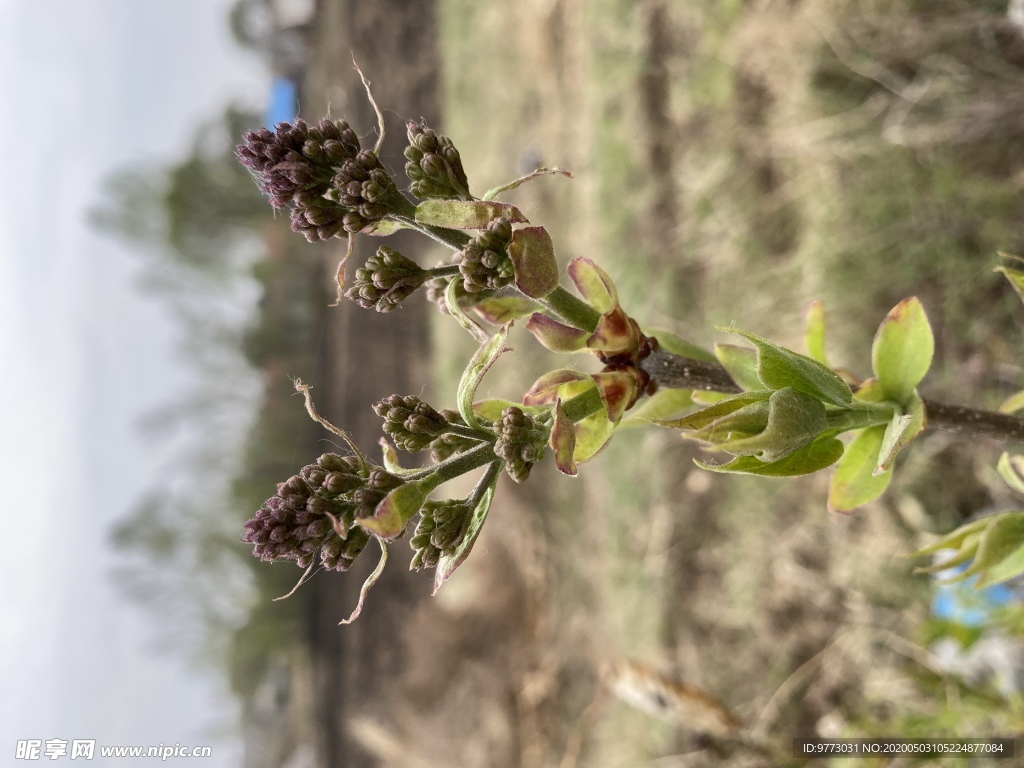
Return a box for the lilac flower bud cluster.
[404,120,471,200]
[237,118,402,242]
[373,394,450,453]
[409,500,472,571]
[458,217,515,292]
[346,246,429,313]
[241,452,403,571]
[493,407,548,483]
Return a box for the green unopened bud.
[493,407,549,483]
[459,217,516,293]
[346,246,429,313]
[409,499,472,571]
[405,120,471,200]
[373,394,449,452]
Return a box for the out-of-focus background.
[5,0,1024,766]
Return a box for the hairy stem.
[539,287,602,332]
[560,386,605,423]
[641,347,1024,443]
[409,441,496,483]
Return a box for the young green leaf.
[525,313,589,352]
[509,226,559,299]
[566,257,618,314]
[550,401,578,476]
[573,409,617,463]
[646,329,716,363]
[975,540,1024,588]
[414,199,527,229]
[473,296,536,325]
[433,463,502,594]
[828,425,892,513]
[874,392,925,475]
[713,343,763,392]
[471,399,547,423]
[523,369,592,406]
[654,390,771,430]
[711,388,827,463]
[359,480,429,540]
[803,299,828,365]
[696,436,844,477]
[726,329,852,406]
[445,278,491,344]
[999,390,1024,415]
[964,513,1024,580]
[623,388,693,426]
[995,263,1024,306]
[912,514,1007,558]
[457,323,512,431]
[871,297,934,406]
[997,452,1024,495]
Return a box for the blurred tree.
[91,104,267,281]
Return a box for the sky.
[0,0,267,763]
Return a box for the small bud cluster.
[459,218,515,293]
[493,407,548,483]
[373,395,449,452]
[430,410,480,462]
[409,500,472,570]
[237,118,401,242]
[346,247,428,313]
[241,452,403,571]
[404,120,471,200]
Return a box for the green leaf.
[508,226,559,298]
[803,299,828,365]
[482,167,573,201]
[913,534,983,574]
[566,257,618,314]
[874,399,922,476]
[711,388,827,463]
[359,481,428,540]
[457,323,512,431]
[654,390,771,430]
[525,313,589,352]
[999,390,1024,415]
[550,401,578,476]
[414,199,527,229]
[854,377,885,403]
[690,391,732,405]
[445,278,491,343]
[473,296,536,324]
[828,425,892,513]
[572,403,617,463]
[997,452,1024,495]
[965,513,1024,579]
[696,436,844,477]
[996,263,1024,306]
[433,463,502,594]
[523,369,592,406]
[472,399,547,423]
[378,438,418,476]
[646,329,716,362]
[871,297,934,406]
[912,515,1005,558]
[726,329,852,406]
[975,541,1024,588]
[623,388,693,426]
[713,343,764,392]
[365,218,412,237]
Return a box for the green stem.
[466,461,502,509]
[560,386,605,423]
[428,264,464,279]
[409,441,495,484]
[446,423,491,441]
[539,286,602,333]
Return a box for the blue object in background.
[265,77,299,128]
[931,560,1016,627]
